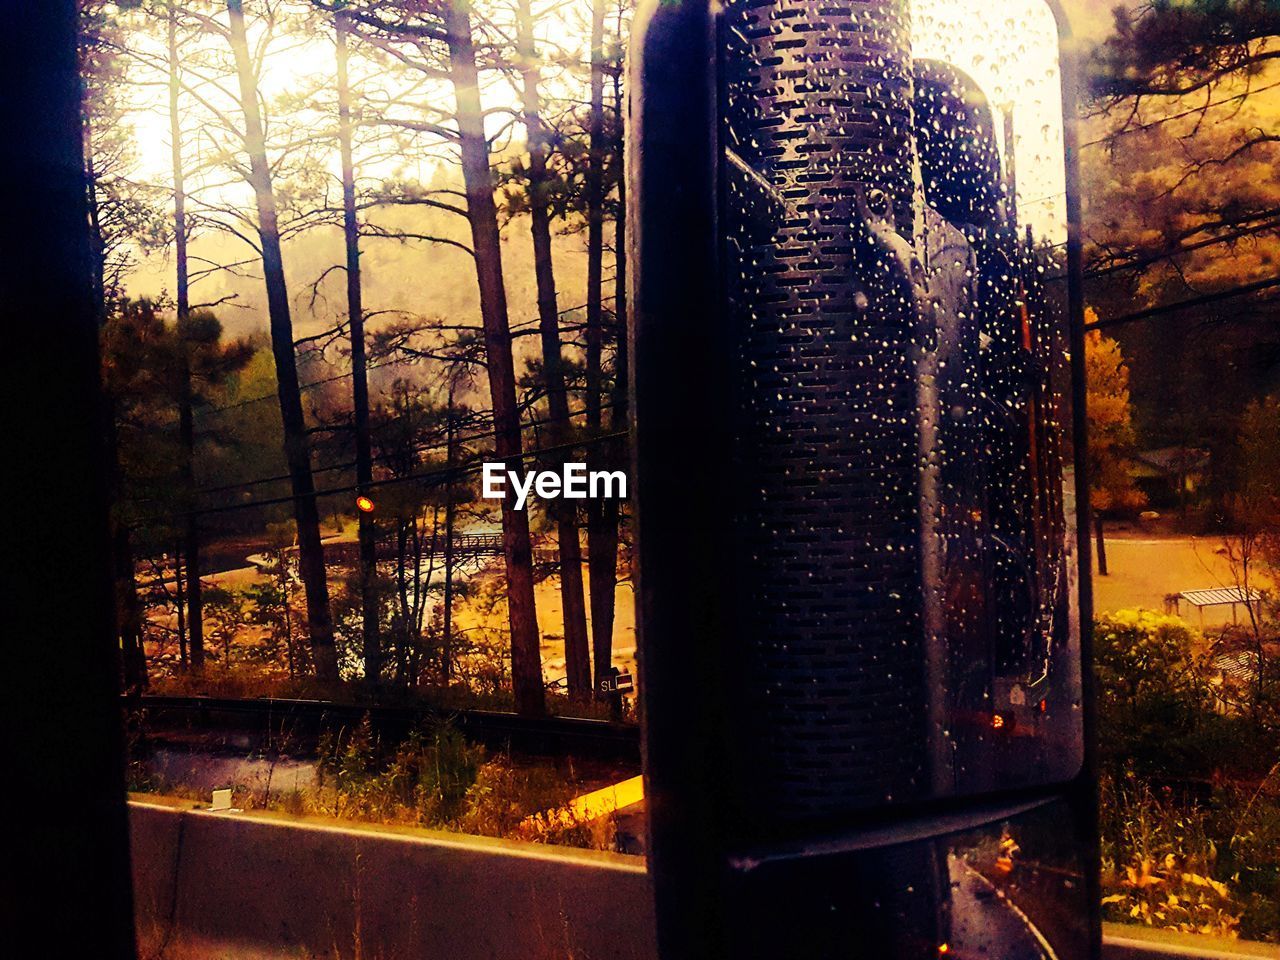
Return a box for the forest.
[83,0,630,719]
[79,0,1280,686]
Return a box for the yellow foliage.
[1102,854,1243,938]
[1084,323,1147,514]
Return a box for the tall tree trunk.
[227,0,338,680]
[276,550,296,676]
[584,0,613,696]
[84,130,106,316]
[396,516,410,661]
[411,509,424,645]
[592,45,627,699]
[584,0,605,434]
[169,6,204,672]
[1094,514,1109,577]
[104,413,146,693]
[86,111,147,693]
[442,377,458,684]
[111,521,148,692]
[174,542,187,669]
[336,11,380,685]
[516,0,590,700]
[445,0,544,716]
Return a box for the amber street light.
[355,495,376,513]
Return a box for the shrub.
[315,718,485,825]
[1095,609,1280,941]
[1094,610,1208,711]
[1094,609,1215,774]
[1099,772,1244,938]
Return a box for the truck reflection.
[729,801,1090,959]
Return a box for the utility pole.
[170,2,204,671]
[335,9,380,684]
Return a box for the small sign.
[210,788,233,812]
[599,672,634,694]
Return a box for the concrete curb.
[130,800,655,960]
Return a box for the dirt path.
[1093,534,1271,629]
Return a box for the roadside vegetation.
[1096,610,1280,941]
[128,718,625,852]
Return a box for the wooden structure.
[1169,586,1265,629]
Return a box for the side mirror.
[628,1,1098,956]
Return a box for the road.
[948,856,1052,960]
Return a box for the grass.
[129,717,624,853]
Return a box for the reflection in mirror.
[730,800,1093,959]
[719,0,1083,824]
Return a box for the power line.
[1089,215,1280,279]
[125,292,628,514]
[183,398,622,502]
[203,353,414,416]
[188,406,491,498]
[130,429,630,526]
[1046,211,1280,284]
[1085,273,1280,332]
[201,292,618,417]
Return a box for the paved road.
[948,856,1051,960]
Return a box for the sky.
[915,0,1139,242]
[117,0,1131,316]
[915,0,1070,242]
[121,0,1120,233]
[1063,0,1124,40]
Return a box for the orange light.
[355,495,376,514]
[939,945,950,955]
[991,714,1006,730]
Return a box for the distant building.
[1129,446,1209,507]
